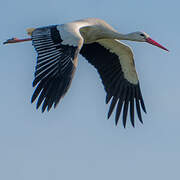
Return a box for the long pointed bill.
[146,37,169,51]
[3,37,32,45]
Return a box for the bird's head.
[126,31,169,51]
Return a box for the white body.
[57,18,141,84]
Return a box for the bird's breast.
[80,26,107,44]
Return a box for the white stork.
[3,18,168,127]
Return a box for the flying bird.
[3,18,168,127]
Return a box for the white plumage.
[4,18,168,127]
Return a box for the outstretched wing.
[80,39,146,127]
[31,25,83,112]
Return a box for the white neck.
[109,31,135,41]
[78,19,138,42]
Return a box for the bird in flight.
[3,18,168,127]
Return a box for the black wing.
[80,39,146,127]
[31,25,81,112]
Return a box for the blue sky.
[0,0,179,179]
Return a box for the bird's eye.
[140,33,145,37]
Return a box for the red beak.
[146,37,169,52]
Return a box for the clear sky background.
[0,0,179,179]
